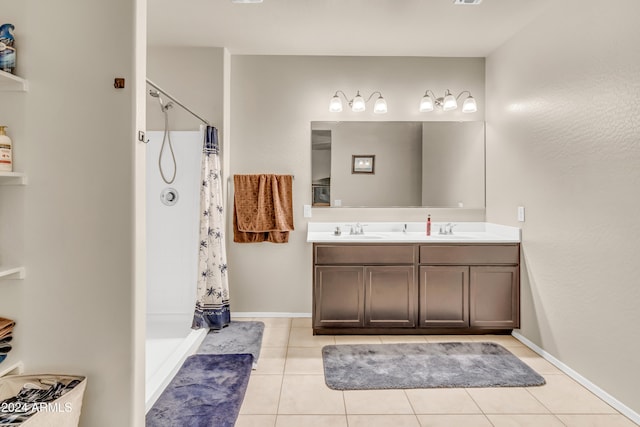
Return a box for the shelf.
[0,70,27,92]
[0,266,25,280]
[0,172,27,185]
[0,359,24,378]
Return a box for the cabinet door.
[314,266,364,328]
[419,266,469,328]
[470,266,519,328]
[365,266,416,328]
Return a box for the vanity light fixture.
[419,90,478,113]
[329,90,388,114]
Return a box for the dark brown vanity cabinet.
[364,265,416,327]
[313,243,519,334]
[419,244,520,330]
[313,245,417,330]
[314,266,365,328]
[469,265,519,328]
[419,266,469,328]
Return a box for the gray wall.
[0,0,141,425]
[229,55,485,313]
[486,0,640,416]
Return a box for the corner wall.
[486,0,640,416]
[1,0,140,425]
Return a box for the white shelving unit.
[0,70,28,92]
[0,172,27,280]
[0,70,27,375]
[0,359,24,378]
[0,266,25,280]
[0,171,27,185]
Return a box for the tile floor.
[234,317,638,427]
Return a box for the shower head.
[149,89,173,112]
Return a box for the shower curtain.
[192,126,231,330]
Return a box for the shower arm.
[146,79,211,126]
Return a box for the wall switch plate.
[303,204,312,218]
[517,206,525,222]
[334,199,342,207]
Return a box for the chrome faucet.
[349,222,366,235]
[439,223,456,235]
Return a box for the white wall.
[229,55,485,313]
[486,0,640,417]
[0,0,140,425]
[146,131,202,317]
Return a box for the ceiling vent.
[453,0,482,4]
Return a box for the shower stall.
[144,82,212,411]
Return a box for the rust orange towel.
[233,174,294,243]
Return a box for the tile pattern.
[235,317,639,427]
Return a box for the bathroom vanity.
[307,222,521,335]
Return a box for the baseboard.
[232,312,311,318]
[512,331,640,425]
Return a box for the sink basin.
[429,234,477,241]
[337,234,384,239]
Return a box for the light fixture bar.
[329,90,387,114]
[419,89,477,113]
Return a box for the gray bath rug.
[322,342,545,390]
[196,321,264,368]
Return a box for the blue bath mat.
[146,353,253,427]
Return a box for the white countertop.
[307,222,521,243]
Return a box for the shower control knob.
[160,188,179,206]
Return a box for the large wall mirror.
[311,121,485,208]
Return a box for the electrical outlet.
[303,204,312,218]
[517,206,525,222]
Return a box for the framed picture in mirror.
[352,155,375,174]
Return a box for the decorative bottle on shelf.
[426,214,431,236]
[0,126,12,172]
[0,23,16,74]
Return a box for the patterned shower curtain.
[192,126,231,330]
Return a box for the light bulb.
[329,95,343,112]
[462,95,477,113]
[442,90,457,111]
[373,96,387,114]
[419,93,434,112]
[351,91,366,112]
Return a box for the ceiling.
[147,0,551,57]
